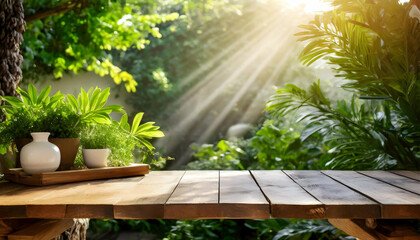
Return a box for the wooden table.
[1,170,419,239]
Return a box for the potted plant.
[80,124,113,168]
[0,84,165,172]
[0,85,123,170]
[80,112,165,168]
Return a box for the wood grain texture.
[165,171,219,219]
[0,182,27,194]
[284,171,380,219]
[391,171,420,182]
[114,171,185,219]
[219,171,269,219]
[0,183,70,218]
[323,171,420,219]
[27,177,143,218]
[4,164,149,186]
[328,219,380,240]
[1,170,420,220]
[251,170,325,219]
[0,182,29,218]
[8,219,74,240]
[360,171,420,195]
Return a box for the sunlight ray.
[155,7,310,168]
[173,13,285,107]
[197,30,292,142]
[175,12,282,89]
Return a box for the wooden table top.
[0,170,419,220]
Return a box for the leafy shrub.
[272,220,352,240]
[188,117,324,170]
[267,80,419,170]
[279,0,420,170]
[88,219,175,239]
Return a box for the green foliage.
[22,0,180,91]
[119,112,165,150]
[296,0,420,123]
[264,0,420,170]
[88,219,175,237]
[250,120,323,170]
[188,140,249,170]
[0,85,80,153]
[163,219,243,240]
[119,2,247,120]
[66,87,123,124]
[80,123,135,166]
[273,220,351,240]
[160,219,349,240]
[80,114,165,166]
[267,82,420,169]
[0,85,164,167]
[188,117,324,170]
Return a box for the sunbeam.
[156,4,314,168]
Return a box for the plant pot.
[16,138,80,171]
[82,149,110,168]
[21,132,60,175]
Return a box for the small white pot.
[82,149,110,168]
[21,132,60,175]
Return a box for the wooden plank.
[8,219,74,240]
[0,183,70,218]
[284,171,380,219]
[0,182,29,218]
[251,170,325,219]
[29,176,144,218]
[323,171,420,219]
[114,171,185,219]
[4,164,149,186]
[219,171,269,219]
[0,219,41,239]
[391,171,420,182]
[328,219,380,240]
[165,171,219,219]
[374,220,420,240]
[0,182,27,194]
[360,171,420,195]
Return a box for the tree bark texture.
[0,0,25,98]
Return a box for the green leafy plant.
[118,112,165,151]
[296,0,420,122]
[273,220,351,240]
[80,113,165,167]
[66,87,123,124]
[80,123,137,167]
[266,82,420,169]
[188,117,324,171]
[0,85,165,168]
[22,0,181,92]
[0,85,122,153]
[265,0,420,170]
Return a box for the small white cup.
[82,149,110,168]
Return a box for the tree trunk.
[0,2,89,239]
[0,0,25,98]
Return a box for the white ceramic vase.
[20,132,61,175]
[82,149,110,168]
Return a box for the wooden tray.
[4,164,149,186]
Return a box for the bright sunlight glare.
[281,0,332,13]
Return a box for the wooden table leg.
[0,219,38,240]
[329,219,380,240]
[0,218,75,240]
[329,219,420,240]
[8,219,74,240]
